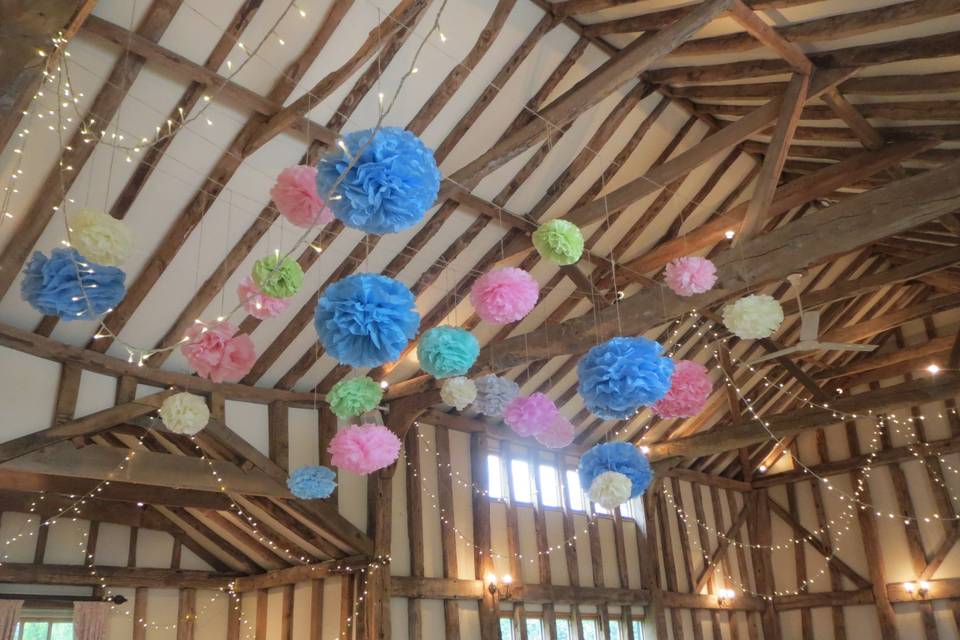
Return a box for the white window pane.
[581,619,599,640]
[526,618,544,640]
[594,502,609,515]
[511,459,532,503]
[609,620,622,640]
[539,465,561,507]
[556,620,572,640]
[566,470,585,511]
[633,620,644,640]
[499,617,514,640]
[488,455,504,500]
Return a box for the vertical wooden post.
[366,466,393,640]
[785,479,813,640]
[280,584,294,640]
[268,401,289,471]
[176,588,196,640]
[531,450,557,640]
[404,427,424,640]
[310,579,324,639]
[558,454,583,640]
[255,589,268,640]
[846,421,899,639]
[747,490,781,640]
[655,486,685,639]
[726,491,759,640]
[436,427,463,640]
[811,429,847,640]
[471,433,498,640]
[226,593,241,640]
[669,478,704,640]
[639,492,667,640]
[502,442,528,640]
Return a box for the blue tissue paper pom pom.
[316,127,441,234]
[417,326,479,379]
[579,442,652,500]
[21,248,126,321]
[287,465,337,499]
[577,336,674,420]
[314,273,420,367]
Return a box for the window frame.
[16,617,74,640]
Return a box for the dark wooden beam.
[468,158,960,375]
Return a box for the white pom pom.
[441,376,477,411]
[588,471,632,510]
[722,294,784,339]
[159,392,210,435]
[68,208,133,266]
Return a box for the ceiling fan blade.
[744,345,805,366]
[808,341,878,352]
[799,310,820,343]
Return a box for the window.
[538,464,561,507]
[580,619,599,640]
[17,620,73,640]
[511,459,533,503]
[565,470,585,511]
[608,620,622,640]
[556,619,572,640]
[526,618,544,640]
[488,455,505,500]
[499,617,513,640]
[632,620,644,640]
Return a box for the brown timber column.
[845,421,899,638]
[746,490,781,640]
[366,466,393,640]
[639,491,667,639]
[558,455,584,640]
[503,442,528,640]
[176,588,196,640]
[436,427,463,640]
[268,401,289,471]
[472,433,498,640]
[404,427,424,640]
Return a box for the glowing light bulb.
[724,230,735,240]
[927,364,941,374]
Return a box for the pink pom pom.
[328,424,402,475]
[470,267,539,324]
[504,393,558,438]
[653,360,711,419]
[664,256,717,297]
[237,276,289,319]
[181,321,256,383]
[535,415,575,449]
[271,165,333,229]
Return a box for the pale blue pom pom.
[579,443,652,500]
[287,465,337,499]
[314,274,420,367]
[21,248,126,320]
[471,375,520,417]
[577,337,674,420]
[316,127,440,234]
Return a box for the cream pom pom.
[159,392,210,435]
[68,208,133,266]
[441,376,477,411]
[722,294,784,339]
[587,471,633,510]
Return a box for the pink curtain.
[73,602,110,640]
[0,600,22,640]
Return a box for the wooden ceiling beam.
[736,72,809,243]
[0,562,236,589]
[0,321,322,407]
[0,0,97,150]
[726,0,812,74]
[816,335,954,381]
[600,137,940,288]
[244,0,427,151]
[2,442,290,497]
[233,556,371,592]
[439,0,735,199]
[647,374,960,465]
[565,67,855,229]
[647,30,960,85]
[0,390,172,464]
[553,0,815,18]
[466,159,960,375]
[672,71,960,101]
[821,291,960,343]
[0,0,183,300]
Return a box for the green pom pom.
[533,219,584,265]
[253,254,304,299]
[327,377,384,419]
